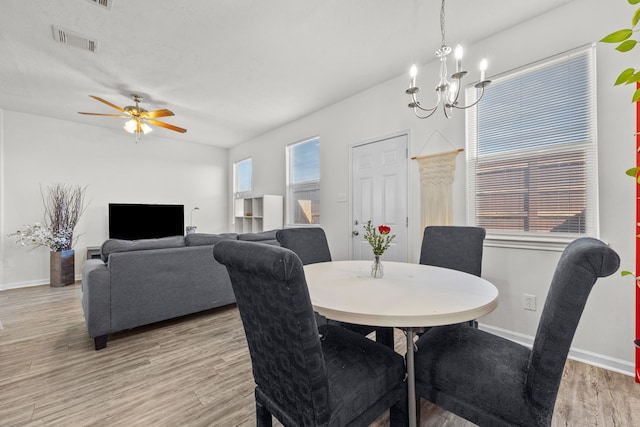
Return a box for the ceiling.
[0,0,574,148]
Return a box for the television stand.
[86,246,101,260]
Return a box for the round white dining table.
[303,260,499,427]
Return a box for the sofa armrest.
[81,259,111,339]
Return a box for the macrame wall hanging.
[412,129,464,232]
[413,149,462,232]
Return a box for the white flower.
[9,223,73,252]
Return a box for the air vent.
[52,26,98,53]
[85,0,112,10]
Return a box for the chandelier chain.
[440,0,446,47]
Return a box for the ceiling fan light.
[124,119,138,133]
[141,122,153,134]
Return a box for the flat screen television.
[109,203,184,240]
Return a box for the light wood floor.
[1,283,639,426]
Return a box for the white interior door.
[351,134,408,262]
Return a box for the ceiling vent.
[85,0,112,10]
[52,26,98,53]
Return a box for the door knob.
[352,231,359,236]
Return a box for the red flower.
[364,221,395,255]
[378,225,391,235]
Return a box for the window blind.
[466,44,597,243]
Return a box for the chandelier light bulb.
[454,45,464,59]
[480,58,488,81]
[454,45,463,72]
[410,64,418,88]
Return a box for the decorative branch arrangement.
[9,184,88,252]
[42,184,87,249]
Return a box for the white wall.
[229,0,637,373]
[0,110,229,289]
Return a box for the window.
[466,45,597,246]
[286,137,320,225]
[233,158,252,196]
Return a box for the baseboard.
[479,323,635,378]
[0,274,82,291]
[0,278,47,291]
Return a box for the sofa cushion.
[238,229,280,246]
[185,233,238,246]
[101,235,185,262]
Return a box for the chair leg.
[390,399,409,427]
[256,400,272,427]
[376,327,395,349]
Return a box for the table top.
[303,260,498,328]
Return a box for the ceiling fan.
[78,94,187,142]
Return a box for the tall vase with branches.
[41,184,88,251]
[8,183,88,286]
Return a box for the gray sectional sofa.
[81,230,279,350]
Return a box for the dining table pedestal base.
[404,327,425,427]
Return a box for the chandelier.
[405,0,491,119]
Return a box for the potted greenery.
[8,183,88,287]
[600,0,640,358]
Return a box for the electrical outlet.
[523,294,536,311]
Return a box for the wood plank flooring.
[0,283,638,426]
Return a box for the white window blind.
[466,44,598,245]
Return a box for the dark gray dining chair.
[419,226,486,277]
[412,237,620,426]
[419,225,486,328]
[276,227,394,348]
[276,227,332,265]
[213,240,408,426]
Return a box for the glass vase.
[371,254,384,278]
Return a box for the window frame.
[465,44,598,251]
[285,136,321,226]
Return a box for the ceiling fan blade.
[89,95,126,113]
[140,109,175,119]
[147,119,187,133]
[78,112,128,118]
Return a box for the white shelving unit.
[234,195,283,233]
